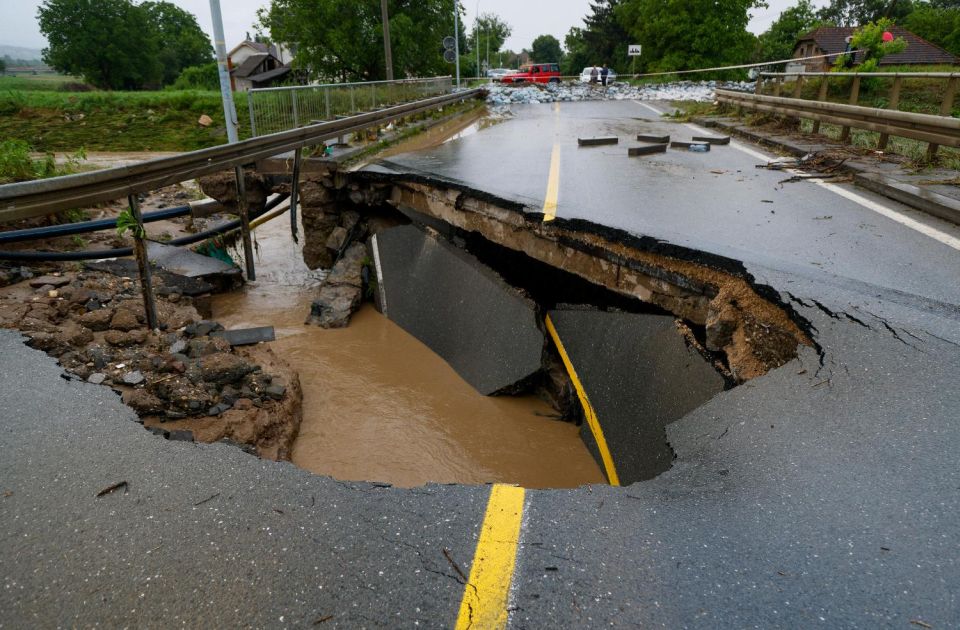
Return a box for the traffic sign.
[628,44,642,56]
[443,36,456,50]
[443,49,457,63]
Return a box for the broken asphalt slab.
[371,224,544,395]
[548,308,725,485]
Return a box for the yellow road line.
[544,315,621,486]
[542,143,560,222]
[454,484,525,630]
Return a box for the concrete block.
[211,327,276,346]
[628,144,668,157]
[578,136,619,146]
[548,309,725,485]
[692,135,731,145]
[372,225,544,395]
[637,134,670,144]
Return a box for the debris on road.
[485,80,752,105]
[96,480,128,497]
[578,136,619,146]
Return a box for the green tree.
[904,4,960,55]
[142,2,213,86]
[834,17,908,71]
[468,12,512,58]
[170,61,220,91]
[616,0,765,73]
[38,0,162,89]
[531,34,563,62]
[817,0,915,26]
[260,0,455,82]
[582,1,631,70]
[563,27,592,75]
[0,59,5,75]
[755,0,824,62]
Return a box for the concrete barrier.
[371,225,545,395]
[547,308,725,485]
[628,144,668,157]
[578,137,619,146]
[637,134,670,143]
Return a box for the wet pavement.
[3,100,960,628]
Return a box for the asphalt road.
[3,100,960,628]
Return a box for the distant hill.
[1,45,45,64]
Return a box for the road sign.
[628,44,642,56]
[443,49,457,63]
[443,36,456,50]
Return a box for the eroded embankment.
[351,173,813,382]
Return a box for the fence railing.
[748,71,959,158]
[247,76,454,137]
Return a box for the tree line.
[38,0,212,90]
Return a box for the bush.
[170,62,220,91]
[0,139,85,184]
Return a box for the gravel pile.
[484,80,753,105]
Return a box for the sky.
[2,0,824,56]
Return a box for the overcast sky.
[2,0,824,56]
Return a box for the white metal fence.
[247,76,454,137]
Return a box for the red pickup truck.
[499,63,561,84]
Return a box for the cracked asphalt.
[3,100,960,628]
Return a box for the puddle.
[211,211,604,488]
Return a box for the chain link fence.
[247,76,454,137]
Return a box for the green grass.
[0,87,253,152]
[0,74,84,92]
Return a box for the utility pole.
[210,0,238,144]
[454,1,461,88]
[380,0,394,81]
[210,0,255,280]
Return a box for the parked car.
[578,67,618,83]
[499,63,561,84]
[487,68,512,80]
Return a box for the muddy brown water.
[211,214,604,488]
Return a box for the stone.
[168,430,194,442]
[63,322,94,348]
[325,226,349,253]
[28,275,71,289]
[200,353,257,386]
[264,384,286,400]
[207,403,231,417]
[169,339,188,355]
[24,332,68,356]
[198,114,213,127]
[324,242,366,288]
[123,371,145,385]
[104,329,147,347]
[187,336,231,358]
[127,389,163,414]
[110,309,141,332]
[306,284,362,329]
[340,210,361,233]
[87,373,107,385]
[84,299,103,312]
[79,309,114,332]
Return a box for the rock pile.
[485,80,753,106]
[0,269,301,460]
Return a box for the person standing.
[600,64,610,86]
[590,65,599,85]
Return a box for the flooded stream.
[212,212,604,488]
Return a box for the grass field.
[0,76,253,152]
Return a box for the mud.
[211,215,605,489]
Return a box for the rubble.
[484,80,753,106]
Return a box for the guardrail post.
[811,76,829,134]
[234,166,256,281]
[792,76,804,98]
[773,76,783,97]
[350,86,356,113]
[754,75,763,95]
[926,76,958,160]
[325,88,331,120]
[126,194,159,330]
[840,75,861,143]
[877,76,903,151]
[247,93,257,138]
[291,90,300,128]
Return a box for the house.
[227,40,295,91]
[793,26,958,72]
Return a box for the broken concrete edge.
[353,169,819,380]
[695,117,960,227]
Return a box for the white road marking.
[634,101,665,117]
[669,117,960,252]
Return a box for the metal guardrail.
[0,89,483,223]
[716,89,960,155]
[247,76,453,136]
[748,71,959,157]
